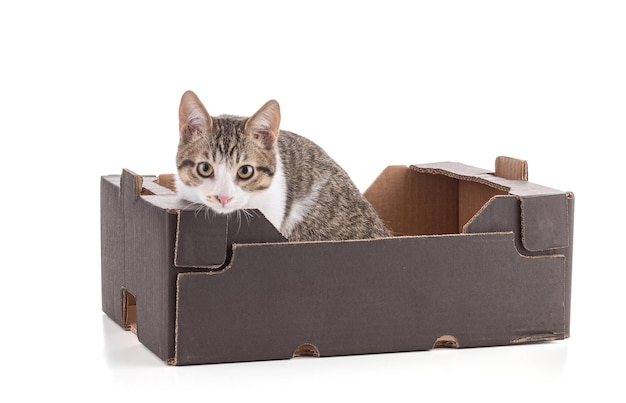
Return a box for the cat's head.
[176,91,281,214]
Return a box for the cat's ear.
[245,100,281,149]
[179,90,213,143]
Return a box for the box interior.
[155,166,510,239]
[363,165,509,236]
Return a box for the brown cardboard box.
[100,156,574,365]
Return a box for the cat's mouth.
[205,195,243,214]
[208,204,239,215]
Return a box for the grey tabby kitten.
[175,90,390,241]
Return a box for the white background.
[1,1,624,401]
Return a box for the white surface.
[1,1,623,401]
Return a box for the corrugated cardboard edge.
[410,162,511,193]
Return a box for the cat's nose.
[217,195,232,207]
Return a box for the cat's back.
[276,130,390,241]
[277,130,346,181]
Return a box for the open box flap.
[520,193,570,251]
[411,161,503,188]
[409,161,571,252]
[175,209,287,269]
[175,211,229,268]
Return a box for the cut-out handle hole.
[293,343,320,358]
[433,335,459,349]
[122,288,137,335]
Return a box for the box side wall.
[464,194,574,336]
[100,176,125,327]
[122,174,178,362]
[175,234,566,365]
[565,195,574,337]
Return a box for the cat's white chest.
[246,154,287,234]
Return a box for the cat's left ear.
[245,100,281,149]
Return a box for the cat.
[175,90,390,242]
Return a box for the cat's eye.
[237,165,254,180]
[197,162,214,178]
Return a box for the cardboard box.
[100,156,574,365]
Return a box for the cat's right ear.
[179,90,213,143]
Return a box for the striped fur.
[176,91,390,241]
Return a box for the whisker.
[241,209,254,225]
[236,210,243,235]
[178,201,216,223]
[180,201,203,214]
[204,204,213,221]
[195,203,207,218]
